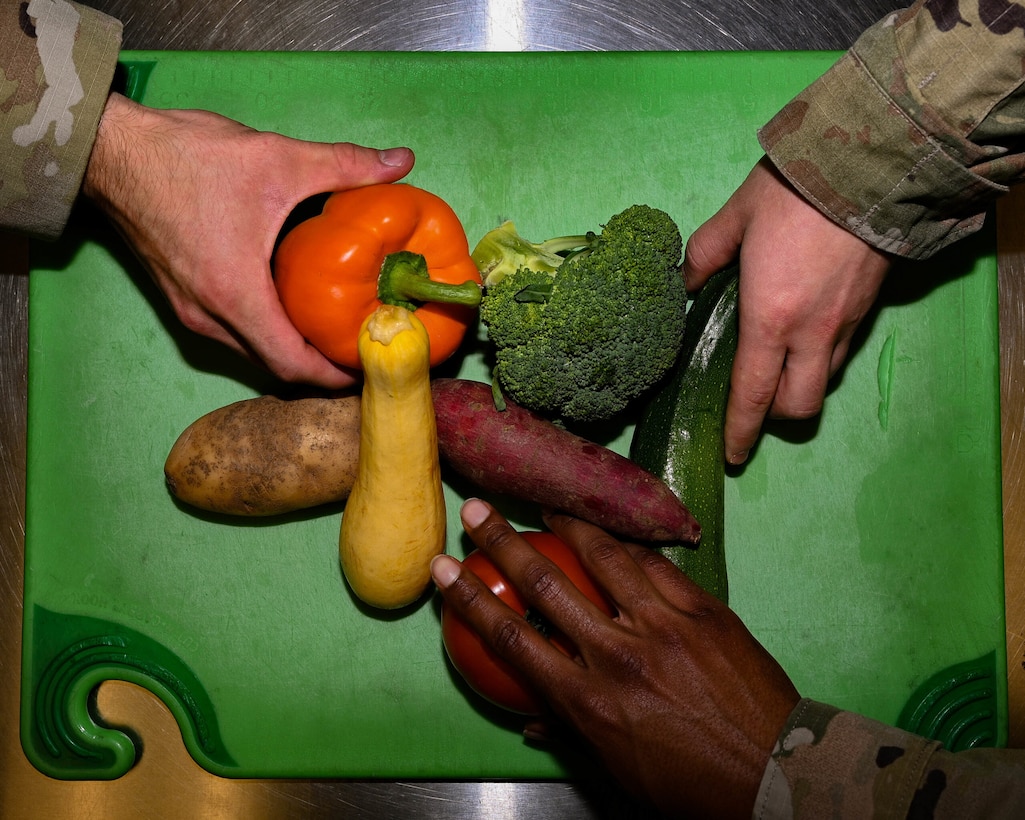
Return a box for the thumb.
[682,199,745,292]
[289,140,415,200]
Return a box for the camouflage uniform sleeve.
[1,0,122,240]
[752,699,1025,818]
[758,0,1025,260]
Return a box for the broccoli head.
[474,204,688,423]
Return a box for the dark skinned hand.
[431,498,801,819]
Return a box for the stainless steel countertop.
[87,0,901,51]
[9,2,1022,818]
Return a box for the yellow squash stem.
[340,304,447,609]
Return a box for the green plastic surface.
[23,51,1006,780]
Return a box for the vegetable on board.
[630,266,740,603]
[274,183,482,370]
[441,530,615,715]
[164,378,699,545]
[432,378,700,544]
[472,204,689,423]
[340,303,446,610]
[164,393,360,516]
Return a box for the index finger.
[723,325,786,465]
[459,500,618,646]
[429,550,583,702]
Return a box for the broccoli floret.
[474,204,688,423]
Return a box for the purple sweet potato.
[431,378,700,543]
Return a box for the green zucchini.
[629,266,739,602]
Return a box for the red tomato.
[440,531,615,715]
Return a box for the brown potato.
[164,394,361,516]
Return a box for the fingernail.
[727,450,748,465]
[379,147,410,166]
[522,724,551,743]
[430,553,461,589]
[460,498,490,529]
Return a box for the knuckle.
[451,574,484,610]
[447,573,492,622]
[490,615,528,657]
[174,301,213,335]
[478,522,523,555]
[330,140,360,166]
[767,307,805,340]
[735,382,776,415]
[605,641,649,680]
[584,534,623,567]
[522,562,559,602]
[778,396,824,420]
[774,375,828,420]
[682,233,712,272]
[267,358,306,384]
[631,545,677,579]
[684,599,731,638]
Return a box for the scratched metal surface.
[2,2,978,819]
[87,0,902,51]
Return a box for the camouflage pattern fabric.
[754,699,1025,817]
[1,0,121,240]
[760,0,1025,259]
[756,4,1025,812]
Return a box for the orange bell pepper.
[274,183,482,370]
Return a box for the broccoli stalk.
[471,222,594,288]
[377,250,482,311]
[474,205,689,424]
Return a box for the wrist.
[82,92,143,211]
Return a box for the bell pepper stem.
[378,251,482,311]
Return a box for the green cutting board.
[23,51,1006,781]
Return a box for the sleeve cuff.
[1,1,123,240]
[753,699,941,819]
[758,48,1006,260]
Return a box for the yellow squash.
[340,304,447,609]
